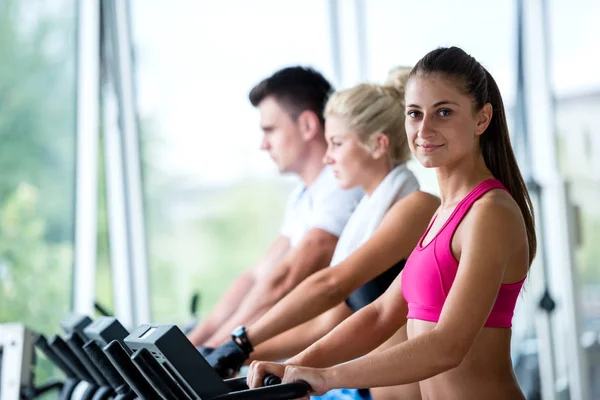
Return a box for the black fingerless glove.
[205,340,249,378]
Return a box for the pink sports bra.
[402,179,525,328]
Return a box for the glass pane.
[573,182,600,398]
[0,0,77,390]
[130,0,333,325]
[365,0,517,196]
[552,0,600,396]
[95,146,114,316]
[557,83,600,400]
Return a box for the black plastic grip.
[224,377,249,392]
[103,340,160,399]
[212,381,312,400]
[66,332,109,386]
[224,375,281,393]
[263,375,282,386]
[90,386,113,400]
[61,379,80,400]
[83,340,130,394]
[131,348,192,400]
[47,335,94,382]
[34,334,77,379]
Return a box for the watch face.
[232,326,245,338]
[231,326,253,354]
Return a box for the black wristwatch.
[231,326,254,354]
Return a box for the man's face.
[258,96,306,174]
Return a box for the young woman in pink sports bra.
[247,46,537,400]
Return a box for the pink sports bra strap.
[443,179,509,234]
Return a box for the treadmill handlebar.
[131,347,191,400]
[212,380,312,400]
[47,335,94,382]
[262,375,282,386]
[103,340,160,399]
[33,334,77,379]
[82,339,129,394]
[223,374,282,392]
[65,332,109,386]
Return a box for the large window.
[556,81,600,400]
[129,0,335,324]
[0,0,77,386]
[551,1,600,396]
[363,0,517,196]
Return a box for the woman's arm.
[249,303,352,363]
[288,272,408,368]
[246,273,408,388]
[247,191,439,346]
[276,196,528,393]
[246,271,409,390]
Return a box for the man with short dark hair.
[188,67,363,353]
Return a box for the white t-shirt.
[280,166,364,248]
[330,163,419,266]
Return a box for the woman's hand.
[247,361,330,399]
[282,365,328,398]
[246,360,286,389]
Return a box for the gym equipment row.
[0,315,309,400]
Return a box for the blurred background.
[0,0,598,398]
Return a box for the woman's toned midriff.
[408,319,525,400]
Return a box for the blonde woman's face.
[323,115,372,190]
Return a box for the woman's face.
[404,75,490,169]
[323,115,374,190]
